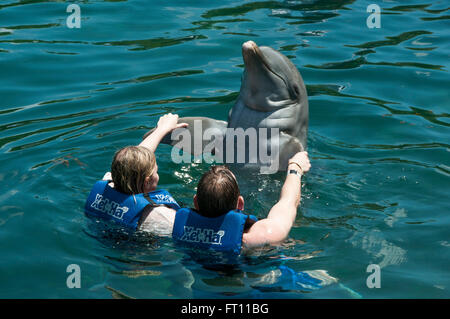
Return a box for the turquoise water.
[0,0,449,299]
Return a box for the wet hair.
[111,146,156,195]
[196,166,240,217]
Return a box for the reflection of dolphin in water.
[348,229,407,269]
[148,41,309,172]
[347,208,408,269]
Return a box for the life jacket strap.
[143,193,158,206]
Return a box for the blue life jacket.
[172,208,258,254]
[84,180,181,230]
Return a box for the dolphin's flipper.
[143,117,227,156]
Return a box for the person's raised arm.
[139,113,188,153]
[242,151,311,249]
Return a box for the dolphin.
[146,41,309,172]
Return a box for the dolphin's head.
[240,41,305,112]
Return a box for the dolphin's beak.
[242,41,277,79]
[241,41,292,101]
[242,40,264,66]
[242,40,258,55]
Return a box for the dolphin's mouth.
[242,41,287,87]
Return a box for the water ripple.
[305,56,444,71]
[94,35,208,51]
[97,70,204,86]
[345,30,433,49]
[182,18,252,32]
[201,0,356,19]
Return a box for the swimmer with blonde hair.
[85,114,188,235]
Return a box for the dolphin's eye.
[293,85,300,96]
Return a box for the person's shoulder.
[241,219,270,249]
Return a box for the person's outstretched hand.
[156,113,188,134]
[288,151,311,175]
